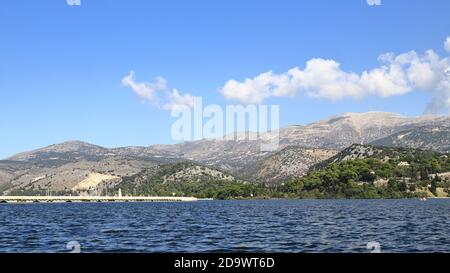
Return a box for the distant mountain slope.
[314,144,447,170]
[142,112,450,172]
[8,141,110,163]
[1,111,450,194]
[279,112,449,149]
[370,126,450,152]
[0,142,187,194]
[3,156,162,195]
[239,146,337,183]
[8,141,183,165]
[115,162,242,197]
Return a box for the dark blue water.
[0,199,449,253]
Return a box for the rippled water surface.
[0,199,449,253]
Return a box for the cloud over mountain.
[122,71,195,111]
[220,39,450,114]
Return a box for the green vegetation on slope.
[113,148,450,199]
[113,162,269,199]
[12,146,447,200]
[280,149,450,199]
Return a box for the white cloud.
[445,37,450,53]
[121,71,167,104]
[162,89,196,111]
[122,72,195,111]
[66,0,81,6]
[220,43,450,114]
[220,71,298,104]
[367,0,381,6]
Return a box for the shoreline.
[0,195,198,204]
[1,196,449,204]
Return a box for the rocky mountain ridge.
[1,112,449,194]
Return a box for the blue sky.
[1,0,449,158]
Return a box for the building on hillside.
[398,161,410,167]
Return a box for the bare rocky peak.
[7,141,110,162]
[280,111,449,148]
[370,125,450,152]
[324,112,448,129]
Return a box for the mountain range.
[1,111,449,195]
